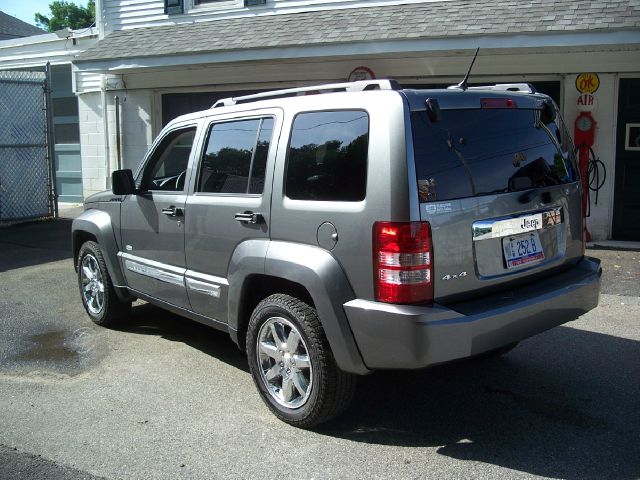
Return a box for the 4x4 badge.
[442,271,468,281]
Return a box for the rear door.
[409,93,583,303]
[183,109,281,322]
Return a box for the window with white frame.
[190,0,244,10]
[165,0,265,15]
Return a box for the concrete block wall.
[78,91,107,198]
[77,88,155,199]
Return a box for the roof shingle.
[0,11,46,40]
[76,0,640,63]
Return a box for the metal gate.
[0,69,55,224]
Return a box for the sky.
[0,0,90,27]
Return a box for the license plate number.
[502,232,545,269]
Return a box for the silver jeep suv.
[72,80,601,427]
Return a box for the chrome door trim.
[472,207,563,241]
[118,252,186,287]
[185,278,221,298]
[184,270,228,298]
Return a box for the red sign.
[348,66,375,82]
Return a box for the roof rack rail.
[212,79,401,108]
[464,83,538,94]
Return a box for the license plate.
[502,231,545,269]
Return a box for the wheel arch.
[72,209,128,296]
[232,274,315,353]
[227,240,369,375]
[72,230,97,269]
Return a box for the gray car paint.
[345,256,601,369]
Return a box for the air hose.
[576,144,607,217]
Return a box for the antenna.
[451,47,480,91]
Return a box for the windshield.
[411,108,577,202]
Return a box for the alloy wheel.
[256,316,313,409]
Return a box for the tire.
[472,342,519,360]
[246,294,356,428]
[77,241,131,327]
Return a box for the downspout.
[114,95,122,171]
[101,80,111,188]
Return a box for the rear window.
[411,108,577,202]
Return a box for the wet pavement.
[0,220,107,378]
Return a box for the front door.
[184,111,280,322]
[120,124,198,309]
[612,78,640,240]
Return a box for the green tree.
[35,1,95,32]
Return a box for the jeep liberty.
[72,80,601,427]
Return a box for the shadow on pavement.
[115,302,249,373]
[317,326,640,480]
[0,219,73,272]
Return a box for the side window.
[197,117,274,194]
[141,127,196,192]
[286,110,369,201]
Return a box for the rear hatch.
[403,89,583,304]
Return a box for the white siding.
[101,0,448,32]
[103,0,166,32]
[74,69,103,93]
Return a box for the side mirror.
[112,169,136,195]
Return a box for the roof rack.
[463,83,538,94]
[212,79,401,108]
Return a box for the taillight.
[373,221,433,304]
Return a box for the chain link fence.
[0,70,55,224]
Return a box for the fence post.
[45,62,58,218]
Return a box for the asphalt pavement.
[0,219,639,480]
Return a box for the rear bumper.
[344,256,601,370]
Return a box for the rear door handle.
[162,206,183,217]
[234,211,263,224]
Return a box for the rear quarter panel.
[269,91,410,300]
